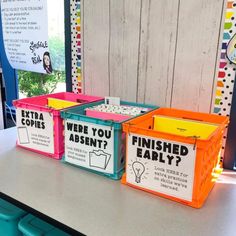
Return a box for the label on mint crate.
[126,133,196,201]
[65,119,114,174]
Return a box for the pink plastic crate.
[13,92,103,159]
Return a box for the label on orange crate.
[126,133,196,202]
[64,119,114,174]
[16,108,54,154]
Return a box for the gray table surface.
[0,127,236,236]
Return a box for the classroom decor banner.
[126,133,196,202]
[0,0,52,74]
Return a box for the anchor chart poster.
[0,0,50,73]
[65,120,114,174]
[126,133,196,202]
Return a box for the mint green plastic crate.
[18,214,69,236]
[0,198,27,236]
[60,100,158,179]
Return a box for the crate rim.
[123,122,226,143]
[13,92,104,112]
[60,100,158,126]
[122,107,229,144]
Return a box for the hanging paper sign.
[16,108,54,154]
[126,133,196,202]
[64,119,114,174]
[0,0,52,74]
[227,33,236,65]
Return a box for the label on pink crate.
[16,108,54,154]
[64,119,114,174]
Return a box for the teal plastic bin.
[60,100,158,179]
[18,214,69,236]
[0,198,27,236]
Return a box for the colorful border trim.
[214,1,236,116]
[213,0,236,161]
[71,0,82,93]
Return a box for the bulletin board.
[213,0,236,162]
[214,1,236,116]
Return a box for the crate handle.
[127,123,139,136]
[187,135,200,150]
[182,117,203,122]
[46,106,54,116]
[104,119,114,130]
[76,99,89,103]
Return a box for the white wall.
[82,0,225,112]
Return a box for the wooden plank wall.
[82,0,225,112]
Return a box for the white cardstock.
[16,108,54,154]
[105,96,120,105]
[126,133,196,202]
[1,0,50,73]
[65,119,114,174]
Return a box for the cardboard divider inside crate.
[153,115,219,140]
[85,109,132,122]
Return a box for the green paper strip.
[215,98,221,105]
[224,22,232,29]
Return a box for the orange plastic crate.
[121,108,229,208]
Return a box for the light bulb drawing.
[132,161,145,183]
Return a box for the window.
[18,0,66,98]
[0,0,71,128]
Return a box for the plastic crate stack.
[13,93,229,208]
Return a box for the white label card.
[105,97,120,106]
[126,133,196,201]
[65,119,114,174]
[16,108,54,154]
